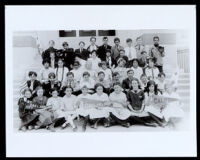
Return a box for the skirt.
[88,107,110,119]
[19,113,39,129]
[36,110,54,127]
[144,105,163,119]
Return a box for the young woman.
[76,85,93,131]
[60,86,78,131]
[32,86,55,131]
[42,72,61,98]
[126,79,153,127]
[46,88,66,130]
[39,59,55,84]
[108,82,131,127]
[87,83,110,129]
[144,80,165,127]
[18,88,39,131]
[87,50,101,72]
[54,58,69,86]
[131,59,143,81]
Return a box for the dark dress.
[18,98,39,129]
[26,80,41,98]
[127,90,144,111]
[42,81,61,98]
[32,96,54,127]
[97,44,112,61]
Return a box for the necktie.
[80,48,82,53]
[152,68,154,79]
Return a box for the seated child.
[95,71,111,94]
[74,53,86,70]
[60,86,78,131]
[122,69,135,93]
[131,58,143,80]
[32,86,55,131]
[98,61,112,82]
[82,60,97,81]
[18,88,39,131]
[71,61,84,83]
[39,59,55,84]
[113,58,128,82]
[144,58,159,81]
[79,71,95,94]
[42,72,61,98]
[54,58,69,86]
[156,72,166,94]
[110,72,122,93]
[138,51,149,68]
[26,71,41,98]
[140,74,148,90]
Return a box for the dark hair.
[35,86,43,92]
[127,69,134,74]
[91,50,97,55]
[153,36,159,41]
[50,87,60,94]
[119,49,125,53]
[48,72,56,79]
[114,37,120,42]
[136,36,142,41]
[131,78,141,89]
[57,58,65,67]
[132,58,139,65]
[74,53,82,59]
[140,73,147,79]
[73,61,80,66]
[158,72,166,77]
[106,49,111,54]
[113,72,120,77]
[94,83,104,91]
[66,72,74,77]
[28,71,37,77]
[83,71,90,77]
[22,88,32,95]
[126,38,132,43]
[147,57,156,64]
[79,41,85,46]
[98,71,105,76]
[103,37,108,40]
[62,85,73,93]
[62,42,68,46]
[141,51,147,55]
[42,59,50,65]
[144,80,159,95]
[90,36,96,41]
[99,61,107,67]
[49,40,55,44]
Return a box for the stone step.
[178,91,190,97]
[177,85,190,90]
[178,79,190,84]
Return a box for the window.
[79,30,96,37]
[59,30,76,37]
[98,30,116,36]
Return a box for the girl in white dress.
[87,50,101,72]
[60,86,78,131]
[113,58,127,82]
[98,61,112,82]
[87,83,110,129]
[54,58,69,86]
[108,82,131,127]
[131,59,143,80]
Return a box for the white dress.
[88,57,101,72]
[108,92,131,120]
[113,67,128,82]
[132,67,143,80]
[161,92,184,122]
[54,67,69,84]
[86,93,110,119]
[98,68,112,81]
[46,96,65,119]
[39,67,55,82]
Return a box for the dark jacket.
[27,80,41,91]
[42,81,61,98]
[42,47,58,60]
[75,48,89,60]
[97,44,112,61]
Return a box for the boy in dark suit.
[75,41,89,60]
[87,36,98,54]
[97,37,112,61]
[42,40,57,60]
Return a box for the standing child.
[61,86,78,131]
[54,58,69,86]
[18,88,39,131]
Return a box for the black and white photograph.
[5,5,196,157]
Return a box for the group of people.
[18,35,184,132]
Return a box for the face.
[50,52,55,58]
[58,60,63,67]
[30,74,36,81]
[63,44,68,50]
[65,88,72,97]
[132,61,138,68]
[49,76,55,82]
[149,61,154,68]
[49,41,55,47]
[67,75,74,81]
[24,91,32,98]
[96,86,103,95]
[149,84,155,92]
[118,60,125,67]
[75,57,81,62]
[158,75,165,81]
[127,71,134,78]
[153,38,159,46]
[114,85,121,94]
[44,62,50,68]
[91,52,97,58]
[73,64,79,70]
[127,41,132,47]
[37,89,43,97]
[103,39,108,45]
[90,38,96,45]
[79,43,85,48]
[52,90,58,98]
[141,76,148,84]
[141,52,147,58]
[83,75,89,81]
[136,38,142,45]
[81,87,88,95]
[106,52,111,57]
[98,73,105,81]
[120,51,125,57]
[114,74,120,80]
[101,64,107,70]
[115,40,120,46]
[132,80,139,90]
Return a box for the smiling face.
[58,60,64,68]
[127,71,134,79]
[24,90,32,99]
[81,87,88,95]
[30,74,36,81]
[141,75,148,84]
[149,84,155,93]
[90,38,96,45]
[44,62,50,69]
[132,60,138,68]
